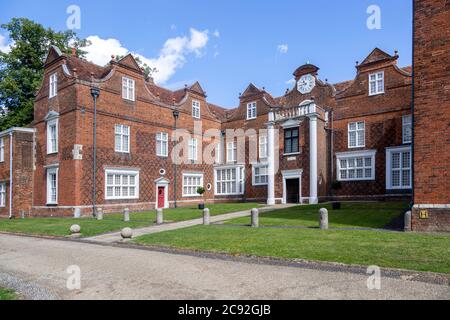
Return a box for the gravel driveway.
[0,234,448,300]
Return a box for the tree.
[0,18,89,130]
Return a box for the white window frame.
[259,135,268,159]
[182,173,204,197]
[336,150,376,182]
[188,138,198,161]
[247,102,257,120]
[49,73,58,98]
[348,121,365,148]
[0,183,6,207]
[46,167,59,205]
[386,146,412,190]
[402,115,412,144]
[122,77,135,101]
[156,132,169,157]
[369,71,384,96]
[115,124,130,153]
[226,141,237,163]
[105,169,140,200]
[47,118,59,154]
[214,165,245,196]
[192,100,201,119]
[252,164,269,186]
[0,138,4,162]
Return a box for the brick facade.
[412,0,450,232]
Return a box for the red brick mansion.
[0,0,448,232]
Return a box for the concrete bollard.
[74,208,81,219]
[203,208,210,226]
[123,208,130,222]
[251,208,259,228]
[319,208,329,230]
[404,211,412,232]
[156,208,164,225]
[70,224,81,235]
[121,227,133,239]
[96,208,103,221]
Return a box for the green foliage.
[0,18,89,130]
[196,187,206,196]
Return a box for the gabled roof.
[240,83,263,98]
[115,54,143,74]
[187,81,206,97]
[358,48,398,68]
[44,45,64,66]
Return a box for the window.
[47,119,58,154]
[253,164,268,186]
[0,138,4,162]
[192,100,201,119]
[227,141,237,163]
[156,132,169,157]
[386,147,412,189]
[215,142,221,164]
[348,122,365,148]
[0,183,6,207]
[215,166,245,195]
[188,138,198,161]
[259,135,268,159]
[247,102,257,120]
[402,115,412,144]
[182,173,203,197]
[284,128,299,154]
[369,71,384,95]
[46,167,58,204]
[105,169,139,200]
[115,124,130,153]
[122,77,135,101]
[337,150,376,181]
[49,73,57,98]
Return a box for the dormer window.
[369,71,384,96]
[122,77,135,101]
[49,73,58,98]
[247,102,257,120]
[192,100,201,119]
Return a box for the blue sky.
[0,0,412,108]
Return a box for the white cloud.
[277,44,289,54]
[0,34,14,54]
[213,30,220,38]
[286,78,296,86]
[82,28,210,84]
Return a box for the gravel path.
[0,233,448,300]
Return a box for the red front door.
[157,187,165,208]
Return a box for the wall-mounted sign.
[419,210,429,219]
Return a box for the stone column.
[203,208,210,226]
[156,208,164,225]
[309,115,318,204]
[123,208,130,222]
[251,208,259,228]
[267,117,276,206]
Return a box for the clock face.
[297,74,316,94]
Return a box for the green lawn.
[134,225,450,274]
[226,202,408,229]
[0,203,262,238]
[0,288,18,300]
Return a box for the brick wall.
[412,0,450,232]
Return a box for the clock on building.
[297,74,316,94]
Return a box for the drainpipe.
[410,1,416,210]
[172,110,180,208]
[91,87,100,217]
[8,131,13,219]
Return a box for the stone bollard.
[70,224,81,235]
[123,208,130,222]
[319,208,329,230]
[404,211,412,232]
[203,208,210,226]
[96,208,103,221]
[121,227,133,239]
[156,208,164,225]
[251,208,259,228]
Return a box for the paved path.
[85,204,295,243]
[0,234,448,300]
